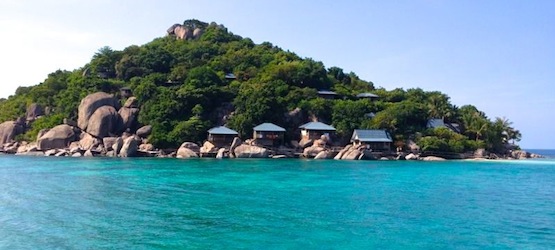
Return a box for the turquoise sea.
[1,153,554,249]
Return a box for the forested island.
[0,19,537,160]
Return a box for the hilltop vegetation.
[0,19,520,153]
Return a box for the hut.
[351,129,392,151]
[356,92,379,101]
[317,90,339,100]
[253,123,286,147]
[207,126,239,147]
[299,122,336,141]
[427,119,461,133]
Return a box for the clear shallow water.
[1,155,554,249]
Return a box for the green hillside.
[0,19,520,153]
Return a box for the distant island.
[0,19,541,160]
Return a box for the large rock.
[510,150,530,159]
[234,144,269,158]
[123,97,138,108]
[17,142,37,154]
[200,141,215,154]
[86,106,122,138]
[216,148,227,159]
[177,147,199,158]
[174,25,193,40]
[77,92,120,131]
[342,149,362,160]
[119,137,138,157]
[334,145,353,160]
[139,143,154,151]
[136,125,152,138]
[111,137,124,154]
[102,137,119,151]
[314,151,330,159]
[118,107,139,133]
[26,103,44,121]
[0,121,25,145]
[303,146,325,158]
[405,153,419,160]
[79,133,100,150]
[36,128,50,141]
[229,137,242,157]
[180,142,200,153]
[421,156,446,161]
[193,28,204,39]
[37,124,76,150]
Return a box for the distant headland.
[0,19,542,160]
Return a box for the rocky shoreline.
[0,137,544,162]
[0,91,544,161]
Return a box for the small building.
[299,122,336,141]
[253,123,286,147]
[356,92,379,101]
[207,126,239,147]
[317,90,339,100]
[427,119,461,133]
[351,129,392,151]
[225,73,237,80]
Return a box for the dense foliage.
[0,19,521,152]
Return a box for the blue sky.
[0,0,553,149]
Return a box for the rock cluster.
[0,91,156,158]
[167,24,204,40]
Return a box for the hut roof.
[208,126,238,135]
[317,90,338,96]
[427,118,445,129]
[253,123,286,132]
[351,129,392,142]
[299,122,336,131]
[356,93,379,98]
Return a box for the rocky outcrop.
[119,137,138,157]
[26,103,44,121]
[303,146,325,158]
[314,151,331,159]
[180,142,200,153]
[136,125,152,138]
[79,133,100,151]
[139,143,154,151]
[86,106,121,138]
[37,124,76,150]
[123,97,138,108]
[405,153,419,160]
[229,137,242,157]
[200,141,216,154]
[177,147,198,158]
[234,144,269,158]
[216,148,227,159]
[335,144,373,160]
[176,142,200,158]
[193,28,203,38]
[167,24,204,40]
[118,107,139,133]
[0,120,25,145]
[77,92,120,131]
